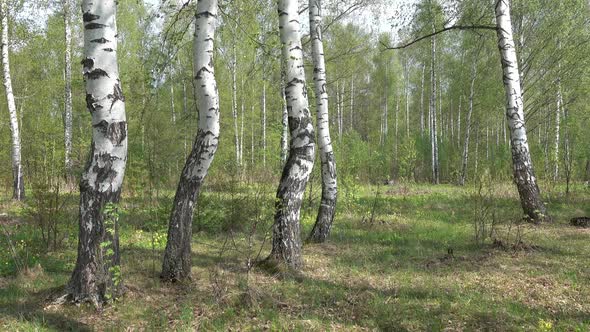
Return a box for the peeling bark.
[67,0,127,306]
[307,0,337,243]
[161,0,220,282]
[268,0,315,269]
[495,0,547,222]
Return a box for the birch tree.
[65,0,128,305]
[63,0,73,182]
[280,82,289,165]
[495,0,547,222]
[267,0,315,269]
[308,0,337,243]
[161,0,220,281]
[1,0,24,200]
[430,22,439,184]
[554,74,562,182]
[460,60,476,186]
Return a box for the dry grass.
[0,183,589,331]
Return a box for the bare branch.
[381,25,497,51]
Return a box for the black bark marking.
[102,48,114,52]
[81,58,94,70]
[107,82,125,111]
[83,12,100,22]
[86,94,103,113]
[93,120,127,146]
[93,120,109,136]
[91,37,109,44]
[85,69,109,80]
[85,23,107,30]
[107,122,127,146]
[92,153,118,187]
[196,11,216,19]
[194,66,212,80]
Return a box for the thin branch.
[381,25,497,50]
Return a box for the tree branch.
[381,25,497,50]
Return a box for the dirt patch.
[0,213,22,227]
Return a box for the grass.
[0,181,589,331]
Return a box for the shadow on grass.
[0,285,92,331]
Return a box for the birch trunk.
[486,125,490,160]
[475,123,480,176]
[308,0,337,243]
[170,74,176,124]
[450,98,454,144]
[280,70,289,165]
[553,77,562,182]
[262,81,266,168]
[336,80,342,142]
[240,83,244,167]
[161,0,220,281]
[63,0,73,182]
[404,61,410,138]
[457,96,462,147]
[460,63,476,186]
[395,91,399,156]
[495,0,547,222]
[2,0,24,200]
[231,50,240,167]
[420,64,425,136]
[251,105,254,165]
[350,78,354,131]
[268,0,315,268]
[430,24,439,184]
[384,65,389,140]
[67,0,127,305]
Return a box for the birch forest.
[1,0,590,330]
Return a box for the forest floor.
[0,182,589,331]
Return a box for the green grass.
[1,182,589,331]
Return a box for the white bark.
[336,80,342,142]
[2,0,24,200]
[269,0,315,268]
[170,71,176,124]
[460,63,476,186]
[486,125,489,160]
[350,78,354,131]
[251,105,254,165]
[231,50,240,167]
[63,0,73,181]
[404,61,410,138]
[457,95,462,147]
[308,0,337,243]
[554,77,562,181]
[420,64,425,136]
[240,83,244,167]
[384,64,389,140]
[430,23,439,184]
[69,0,127,304]
[161,0,220,281]
[280,76,289,165]
[495,0,546,221]
[262,81,266,167]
